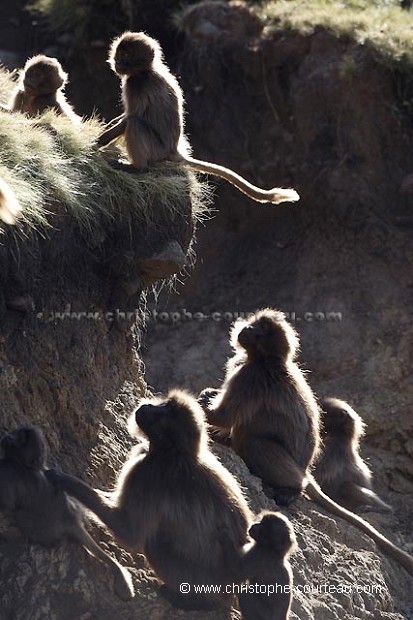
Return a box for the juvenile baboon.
[0,178,21,224]
[0,426,133,600]
[239,511,296,620]
[315,398,392,513]
[10,55,80,122]
[199,309,413,574]
[97,31,299,205]
[47,390,252,610]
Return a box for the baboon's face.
[135,395,201,453]
[322,401,359,439]
[249,514,295,554]
[24,61,65,94]
[232,309,299,361]
[238,317,289,359]
[1,427,46,470]
[111,35,155,76]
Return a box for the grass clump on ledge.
[256,0,413,63]
[0,72,210,239]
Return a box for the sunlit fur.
[248,511,297,555]
[10,55,80,122]
[240,511,296,620]
[105,31,188,167]
[230,308,300,363]
[202,307,413,574]
[109,31,160,77]
[314,398,392,512]
[22,55,67,93]
[98,31,299,203]
[209,308,321,477]
[0,426,133,600]
[130,389,208,457]
[47,389,253,610]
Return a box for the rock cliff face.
[157,3,413,489]
[0,109,210,618]
[168,8,413,494]
[0,1,412,619]
[143,2,413,617]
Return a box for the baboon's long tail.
[307,477,413,575]
[184,156,300,205]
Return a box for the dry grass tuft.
[0,69,211,240]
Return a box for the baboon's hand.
[198,387,220,409]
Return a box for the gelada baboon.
[315,397,392,513]
[96,31,299,205]
[240,511,296,620]
[0,426,133,600]
[0,178,21,224]
[47,390,252,610]
[199,309,413,575]
[10,55,80,122]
